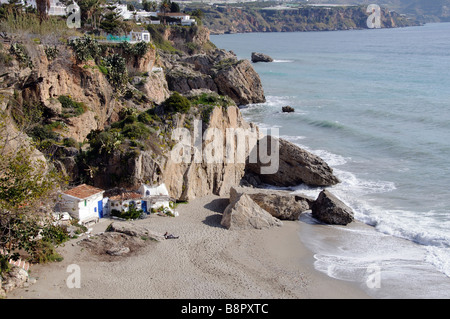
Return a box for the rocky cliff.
[1,25,338,201]
[187,4,421,34]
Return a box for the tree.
[0,112,64,271]
[99,10,122,34]
[77,0,105,29]
[191,8,204,21]
[36,0,50,23]
[170,1,180,13]
[159,0,171,25]
[142,0,157,12]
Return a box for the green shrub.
[68,35,101,62]
[120,41,149,57]
[31,240,64,264]
[137,112,153,124]
[29,124,59,142]
[103,53,128,92]
[40,224,70,245]
[0,255,11,274]
[44,45,59,60]
[9,43,33,68]
[63,137,77,148]
[58,95,86,118]
[122,122,151,140]
[88,130,123,155]
[111,207,143,220]
[164,92,191,113]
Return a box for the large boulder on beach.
[230,186,314,221]
[250,193,313,221]
[245,137,340,187]
[106,221,165,241]
[251,52,274,63]
[221,190,282,230]
[311,190,354,225]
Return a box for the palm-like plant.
[159,0,171,25]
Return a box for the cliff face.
[1,25,338,200]
[163,49,265,106]
[192,5,421,34]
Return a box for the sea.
[211,22,450,299]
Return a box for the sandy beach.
[6,194,370,300]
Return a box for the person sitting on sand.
[164,232,179,239]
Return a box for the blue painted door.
[98,200,103,218]
[142,200,147,214]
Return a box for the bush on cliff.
[68,35,101,62]
[163,92,191,113]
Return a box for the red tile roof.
[63,184,104,199]
[109,192,142,201]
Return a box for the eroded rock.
[311,190,354,225]
[221,191,282,230]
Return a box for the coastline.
[6,194,370,300]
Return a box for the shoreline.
[6,194,370,300]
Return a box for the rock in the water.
[246,137,340,187]
[311,190,354,225]
[282,106,295,113]
[213,59,266,105]
[251,52,274,63]
[221,191,282,230]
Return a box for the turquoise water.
[211,23,450,298]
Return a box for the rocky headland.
[186,4,421,35]
[0,20,358,296]
[0,24,343,204]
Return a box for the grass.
[0,12,81,38]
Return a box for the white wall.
[61,192,104,223]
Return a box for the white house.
[129,30,151,43]
[1,0,79,16]
[109,191,143,214]
[115,4,157,21]
[139,183,177,215]
[58,184,105,225]
[158,12,197,26]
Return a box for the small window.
[84,200,87,206]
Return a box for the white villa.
[57,184,106,225]
[115,4,158,21]
[0,0,79,16]
[158,12,197,26]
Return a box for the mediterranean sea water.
[211,22,450,298]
